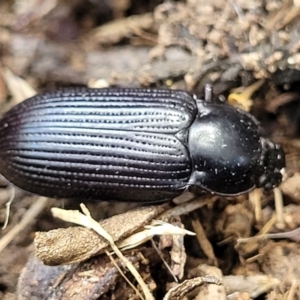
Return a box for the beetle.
[0,87,285,202]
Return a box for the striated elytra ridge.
[0,88,285,202]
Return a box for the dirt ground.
[1,0,300,299]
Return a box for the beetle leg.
[192,83,215,105]
[204,83,213,102]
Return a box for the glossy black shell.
[189,101,263,194]
[0,88,284,202]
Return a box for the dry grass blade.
[117,220,195,251]
[2,68,36,105]
[2,186,15,230]
[35,204,164,265]
[52,204,155,300]
[0,197,49,252]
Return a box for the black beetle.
[0,87,285,202]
